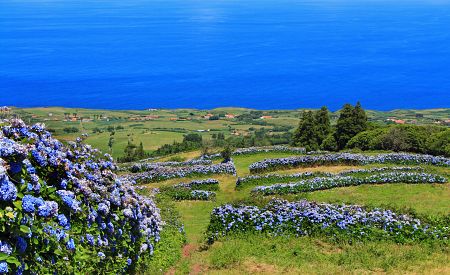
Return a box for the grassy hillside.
[132,152,450,274]
[8,107,450,159]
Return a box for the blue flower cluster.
[161,186,217,201]
[249,153,450,173]
[236,166,425,189]
[232,146,305,156]
[0,118,162,273]
[251,172,447,195]
[174,178,219,191]
[124,159,213,173]
[201,145,306,160]
[122,161,236,183]
[208,199,449,243]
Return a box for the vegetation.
[4,106,449,274]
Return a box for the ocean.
[1,0,450,110]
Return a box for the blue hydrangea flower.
[16,237,27,254]
[66,238,75,251]
[0,261,8,273]
[37,201,58,218]
[0,174,17,202]
[0,241,13,255]
[57,214,69,228]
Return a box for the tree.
[353,101,368,134]
[314,106,331,146]
[108,136,115,153]
[335,102,368,149]
[221,146,232,163]
[426,129,450,156]
[135,142,146,159]
[292,111,319,150]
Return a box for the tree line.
[291,102,449,156]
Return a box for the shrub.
[207,199,449,244]
[0,119,161,273]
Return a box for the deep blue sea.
[1,0,450,110]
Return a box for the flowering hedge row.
[207,199,449,243]
[232,146,306,156]
[249,153,450,173]
[122,161,236,184]
[0,119,161,273]
[236,171,331,189]
[158,182,217,201]
[163,188,216,201]
[251,172,447,195]
[123,159,213,173]
[201,146,306,160]
[236,166,425,189]
[174,179,219,191]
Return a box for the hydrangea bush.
[174,179,219,191]
[200,145,306,160]
[249,153,450,173]
[252,172,447,195]
[0,119,162,273]
[207,199,449,244]
[122,161,236,183]
[159,187,216,201]
[123,159,213,173]
[236,166,425,189]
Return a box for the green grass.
[194,235,450,274]
[143,154,450,274]
[305,183,450,216]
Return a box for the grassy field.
[135,153,450,274]
[10,107,450,158]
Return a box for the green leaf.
[6,256,21,266]
[20,225,31,234]
[0,253,9,261]
[13,200,23,210]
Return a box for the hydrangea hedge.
[251,172,447,195]
[207,199,449,244]
[174,179,219,191]
[123,159,213,173]
[236,166,425,189]
[200,145,306,160]
[0,119,162,273]
[122,161,236,184]
[159,187,216,201]
[249,153,450,173]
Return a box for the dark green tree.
[221,146,233,163]
[314,106,331,146]
[292,111,319,150]
[353,101,368,134]
[335,102,368,149]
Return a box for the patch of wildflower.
[207,199,449,243]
